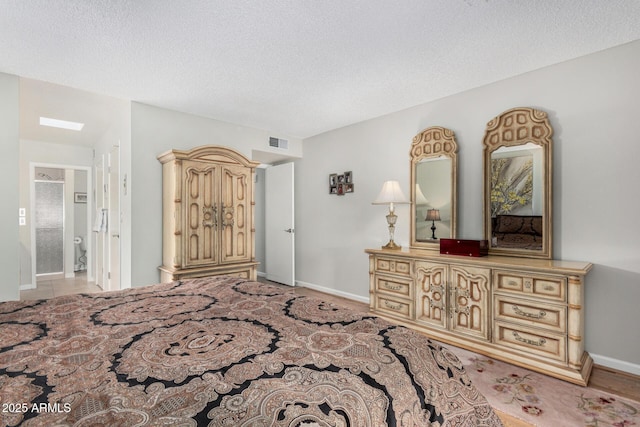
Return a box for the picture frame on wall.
[74,192,87,203]
[329,174,338,194]
[344,171,352,183]
[329,171,354,195]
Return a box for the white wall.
[0,72,20,301]
[296,40,640,372]
[255,168,267,275]
[130,103,302,286]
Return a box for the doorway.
[30,164,93,291]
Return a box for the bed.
[491,214,543,250]
[0,276,502,426]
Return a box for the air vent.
[269,137,288,150]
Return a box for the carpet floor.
[446,344,639,426]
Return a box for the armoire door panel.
[184,161,219,267]
[220,165,251,263]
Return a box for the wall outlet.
[19,217,26,226]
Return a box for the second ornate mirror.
[410,126,458,250]
[483,107,553,259]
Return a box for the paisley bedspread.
[0,276,502,426]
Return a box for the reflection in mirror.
[410,127,457,250]
[490,144,543,249]
[415,157,452,241]
[483,107,553,259]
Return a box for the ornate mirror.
[483,107,553,259]
[410,126,458,250]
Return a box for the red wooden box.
[440,238,488,257]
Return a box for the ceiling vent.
[269,137,288,150]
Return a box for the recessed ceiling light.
[39,117,85,131]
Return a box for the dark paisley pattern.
[0,276,501,426]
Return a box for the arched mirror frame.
[482,107,553,259]
[410,126,458,250]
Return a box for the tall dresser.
[366,248,593,385]
[158,145,259,282]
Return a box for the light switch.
[19,217,26,226]
[19,208,26,217]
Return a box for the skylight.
[39,117,84,131]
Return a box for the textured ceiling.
[2,0,640,143]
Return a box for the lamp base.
[382,240,402,250]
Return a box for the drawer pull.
[384,301,403,311]
[383,282,402,291]
[513,305,547,319]
[513,331,546,347]
[524,279,532,289]
[544,285,555,291]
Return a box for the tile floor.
[20,272,103,300]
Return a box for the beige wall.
[0,73,20,301]
[296,40,640,374]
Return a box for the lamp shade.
[372,180,409,205]
[425,208,441,221]
[415,184,429,205]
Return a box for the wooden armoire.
[157,145,259,283]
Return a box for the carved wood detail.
[483,107,553,150]
[158,145,259,283]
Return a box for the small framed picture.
[74,192,87,203]
[328,171,354,195]
[329,174,338,194]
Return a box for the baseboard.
[591,353,640,376]
[257,271,266,278]
[295,280,370,304]
[20,284,36,291]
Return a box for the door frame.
[28,162,93,289]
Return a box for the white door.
[108,146,121,291]
[265,162,295,286]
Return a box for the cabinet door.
[219,164,252,264]
[450,265,491,340]
[415,261,448,330]
[183,161,219,267]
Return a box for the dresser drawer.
[374,275,412,299]
[375,257,411,276]
[494,321,566,362]
[494,295,566,333]
[494,271,566,301]
[374,295,413,320]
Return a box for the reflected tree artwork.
[490,155,533,217]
